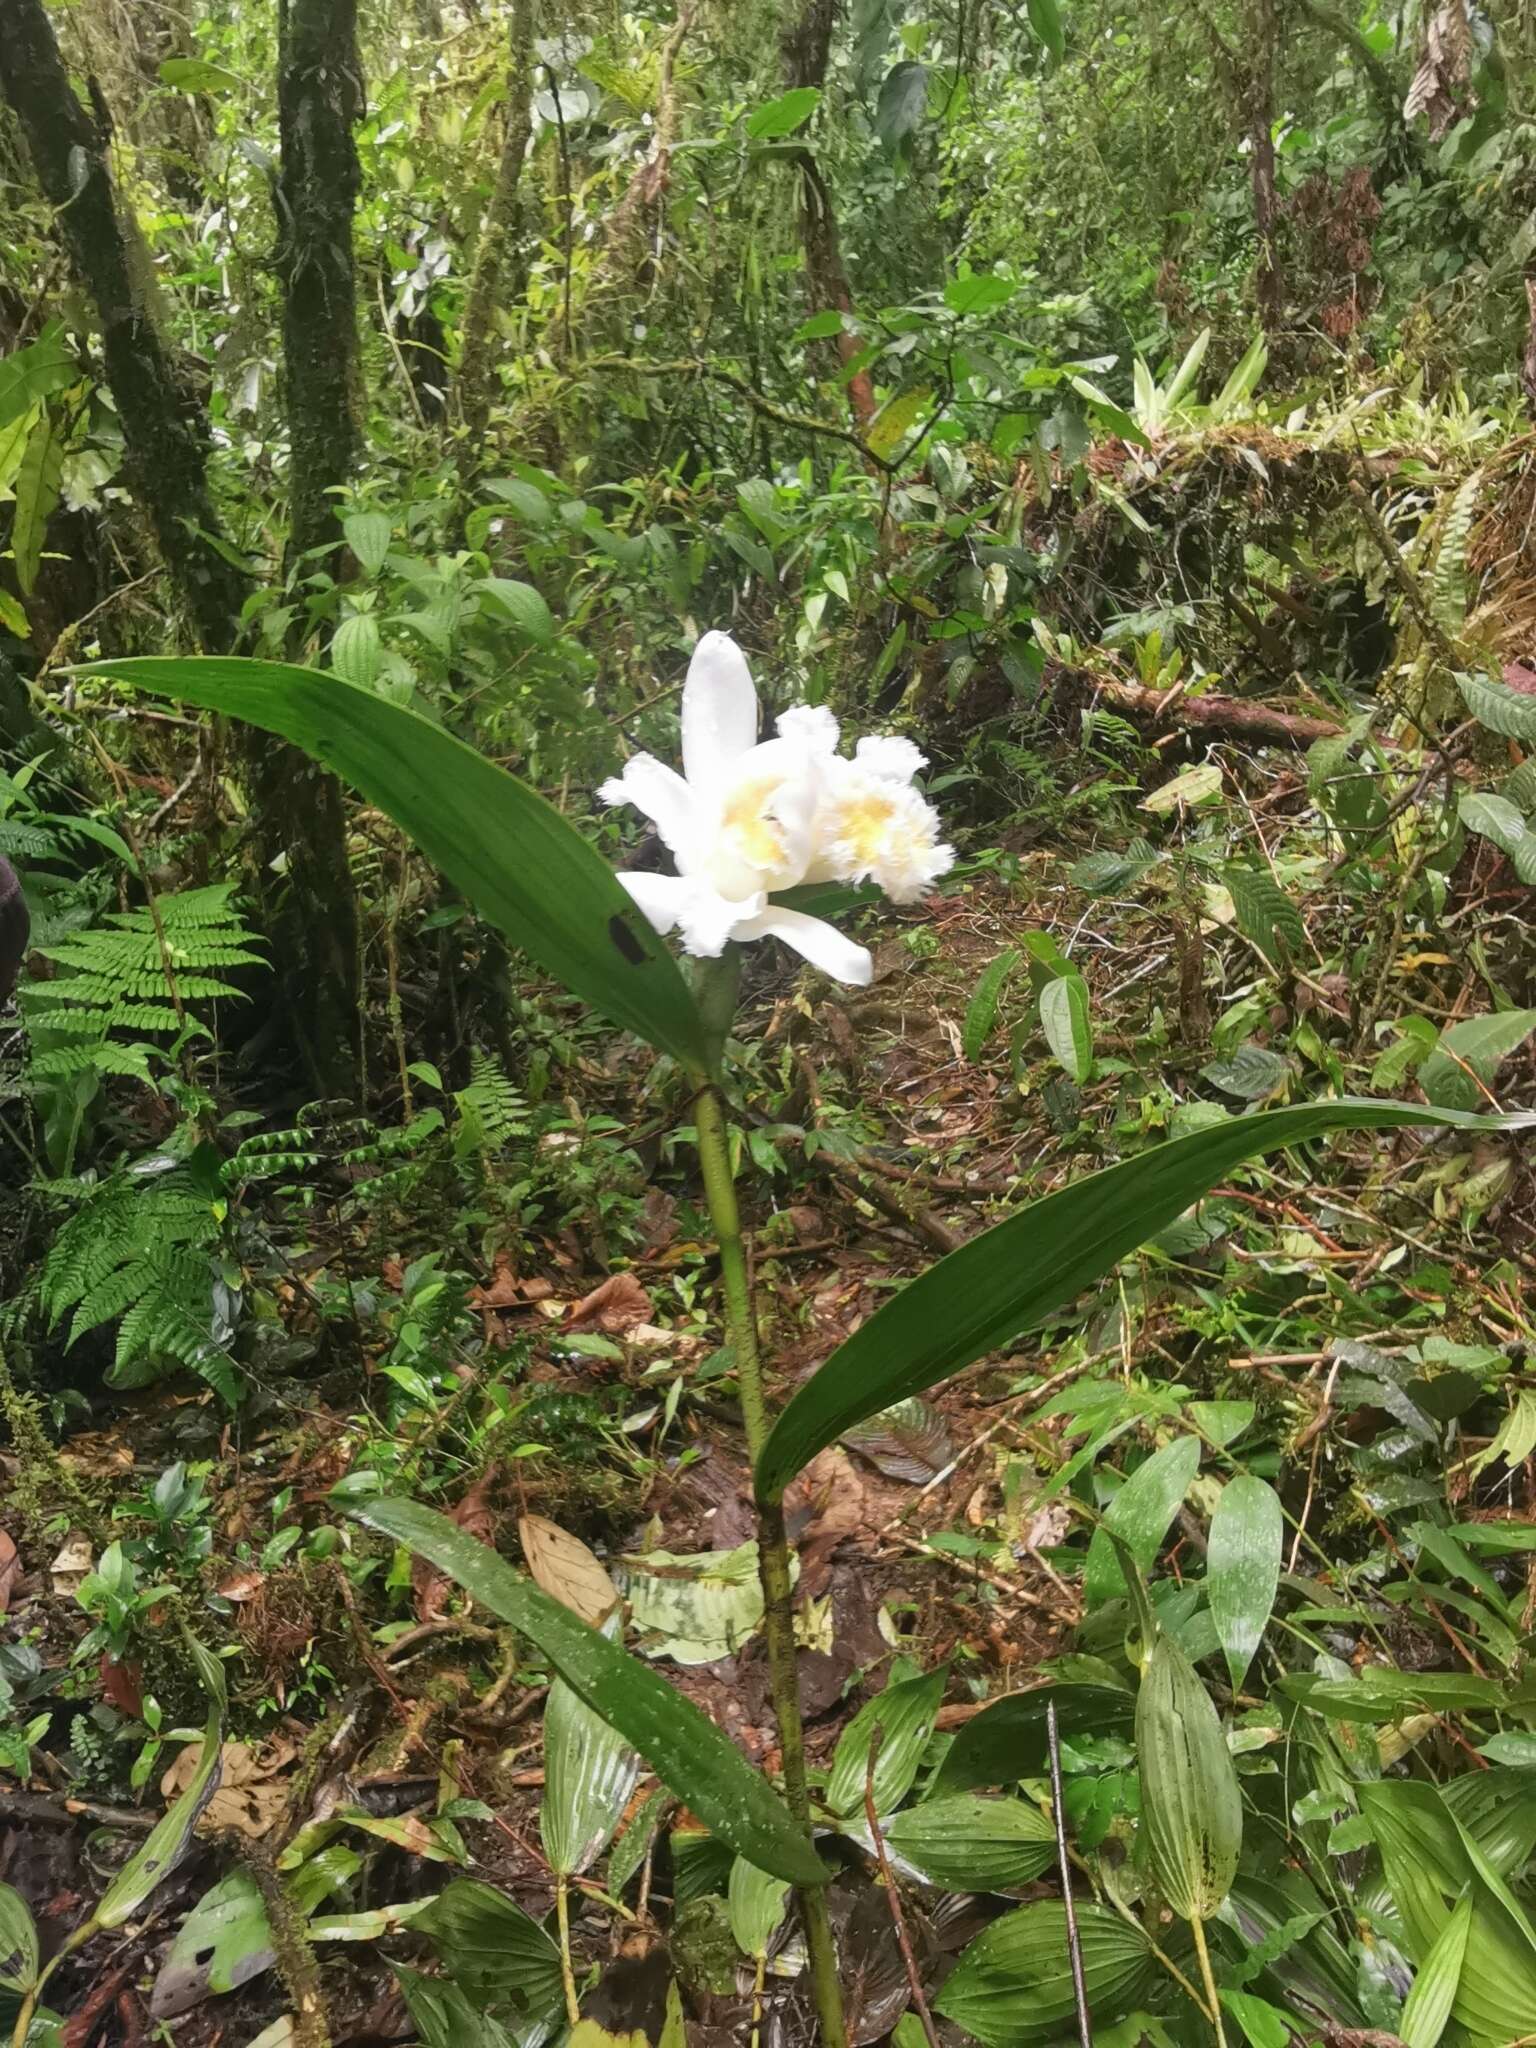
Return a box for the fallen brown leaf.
[49,1533,92,1598]
[0,1527,19,1614]
[161,1736,296,1839]
[216,1567,266,1603]
[98,1655,143,1719]
[567,1270,652,1334]
[520,1514,620,1625]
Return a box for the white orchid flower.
[600,631,951,986]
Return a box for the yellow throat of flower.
[721,774,789,869]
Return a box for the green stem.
[1189,1915,1227,2048]
[691,949,848,2048]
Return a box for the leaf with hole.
[1207,1475,1282,1691]
[79,659,707,1072]
[346,1499,824,1885]
[753,1101,1521,1501]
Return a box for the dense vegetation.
[3,0,1536,2043]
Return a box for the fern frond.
[1432,469,1482,638]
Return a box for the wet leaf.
[1400,1890,1473,2048]
[413,1878,564,2020]
[0,1884,37,1991]
[882,1793,1056,1890]
[826,1666,945,1818]
[542,1673,640,1877]
[936,1902,1155,2046]
[934,1682,1135,1794]
[96,1688,222,1929]
[727,1857,790,1958]
[1083,1434,1201,1608]
[1137,1629,1243,1920]
[840,1397,952,1482]
[347,1499,826,1886]
[621,1542,770,1664]
[1208,1475,1283,1691]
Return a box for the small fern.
[37,1169,238,1404]
[1430,469,1482,639]
[452,1048,529,1166]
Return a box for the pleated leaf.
[936,1902,1155,2048]
[78,658,707,1072]
[541,1673,640,1877]
[727,1857,790,1958]
[825,1666,945,1818]
[1136,1631,1242,1920]
[883,1793,1056,1891]
[347,1498,825,1886]
[1400,1891,1473,2048]
[754,1101,1519,1501]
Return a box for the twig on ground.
[1047,1699,1093,2048]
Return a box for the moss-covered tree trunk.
[264,0,369,1092]
[454,0,537,461]
[0,0,361,1095]
[0,0,248,653]
[782,0,876,429]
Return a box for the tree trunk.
[454,0,537,456]
[263,0,367,1092]
[782,0,876,428]
[1247,0,1283,331]
[0,0,362,1096]
[0,0,248,652]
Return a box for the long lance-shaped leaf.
[347,1497,826,1887]
[754,1101,1522,1501]
[77,657,708,1072]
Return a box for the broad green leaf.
[485,478,554,525]
[1068,841,1160,894]
[1141,761,1222,812]
[875,62,928,151]
[867,386,932,462]
[79,659,708,1071]
[934,1682,1135,1795]
[13,411,61,597]
[1442,1767,1536,1878]
[1281,1669,1507,1722]
[883,1793,1055,1890]
[342,511,392,576]
[412,1878,564,2019]
[793,310,848,342]
[1083,1435,1200,1606]
[1201,1045,1289,1101]
[825,1666,945,1818]
[1208,1475,1283,1691]
[945,274,1016,318]
[608,1785,674,1895]
[1224,865,1305,966]
[754,1101,1517,1501]
[330,612,382,692]
[1457,670,1536,742]
[1459,793,1536,885]
[1400,1891,1473,2048]
[1210,334,1268,419]
[727,1857,790,1958]
[0,332,76,431]
[1039,971,1093,1082]
[159,56,243,93]
[1026,0,1066,63]
[479,577,555,645]
[1420,1010,1536,1110]
[151,1872,272,2017]
[1361,1780,1536,2043]
[0,1885,37,1991]
[963,947,1020,1061]
[347,1498,825,1885]
[393,1963,517,2048]
[1136,1628,1242,1919]
[745,87,819,138]
[935,1902,1155,2047]
[541,1674,639,1876]
[97,1692,222,1929]
[1221,1990,1291,2048]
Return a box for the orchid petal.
[682,631,759,786]
[615,869,693,936]
[853,734,928,783]
[731,904,874,986]
[777,704,841,754]
[599,754,701,864]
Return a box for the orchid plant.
[89,639,1518,2048]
